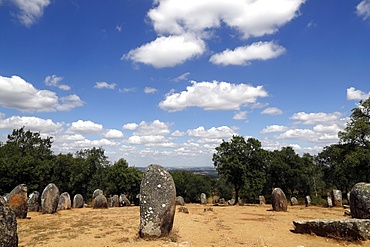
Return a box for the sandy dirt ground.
[17,203,370,247]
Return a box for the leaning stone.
[28,191,40,212]
[139,164,176,238]
[110,195,120,207]
[350,182,370,219]
[73,194,84,208]
[119,194,131,206]
[176,196,185,206]
[93,194,108,209]
[291,197,299,206]
[200,193,207,204]
[293,219,370,241]
[327,192,333,207]
[0,197,18,247]
[92,189,103,204]
[58,192,71,210]
[271,188,287,212]
[332,190,342,207]
[259,195,266,205]
[305,195,311,207]
[41,183,60,214]
[7,184,28,218]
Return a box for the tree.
[213,135,267,204]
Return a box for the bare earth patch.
[17,204,370,247]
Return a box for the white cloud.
[123,35,206,68]
[187,126,236,139]
[260,125,289,134]
[119,88,136,93]
[171,130,185,136]
[159,80,268,112]
[11,0,51,27]
[233,111,247,120]
[104,129,124,139]
[0,75,84,112]
[290,112,343,125]
[357,0,370,20]
[94,82,116,90]
[0,115,63,134]
[123,123,138,130]
[66,120,103,134]
[45,75,71,91]
[261,107,283,115]
[209,42,286,66]
[128,135,167,145]
[132,120,172,136]
[144,87,158,94]
[173,72,190,82]
[347,87,370,101]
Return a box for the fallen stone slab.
[292,218,370,241]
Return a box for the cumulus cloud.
[104,129,124,139]
[132,120,172,136]
[357,0,370,20]
[66,120,103,134]
[159,80,268,112]
[233,111,247,120]
[94,82,116,90]
[125,0,305,68]
[347,87,370,101]
[187,126,236,140]
[123,35,206,68]
[0,115,63,134]
[261,107,283,115]
[45,75,71,91]
[0,75,84,112]
[10,0,51,27]
[209,41,286,66]
[144,87,158,94]
[290,112,343,125]
[260,125,289,134]
[123,123,138,130]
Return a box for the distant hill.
[137,166,219,178]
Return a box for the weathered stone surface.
[0,197,18,247]
[139,164,176,238]
[291,197,299,206]
[119,194,131,206]
[350,182,370,219]
[178,206,189,214]
[259,195,266,205]
[305,195,311,207]
[293,219,370,241]
[92,189,103,204]
[332,189,342,207]
[58,192,71,210]
[73,194,84,208]
[228,199,235,205]
[327,192,333,207]
[7,184,28,218]
[271,188,288,212]
[28,191,40,212]
[200,193,207,204]
[176,196,185,206]
[110,195,120,207]
[41,183,60,214]
[219,198,225,205]
[93,194,108,209]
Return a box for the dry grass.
[17,204,370,247]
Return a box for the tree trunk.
[234,186,239,205]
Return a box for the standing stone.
[305,195,311,207]
[28,191,40,212]
[7,184,28,219]
[291,197,299,206]
[259,195,266,205]
[350,182,370,219]
[41,183,60,214]
[176,196,185,206]
[228,199,235,205]
[0,197,18,247]
[200,193,207,204]
[134,194,140,206]
[110,195,120,207]
[58,192,71,210]
[139,164,176,238]
[327,193,333,207]
[332,190,342,207]
[73,194,84,208]
[271,188,288,212]
[119,194,131,206]
[93,194,108,209]
[92,189,103,204]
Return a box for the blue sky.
[1,0,370,167]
